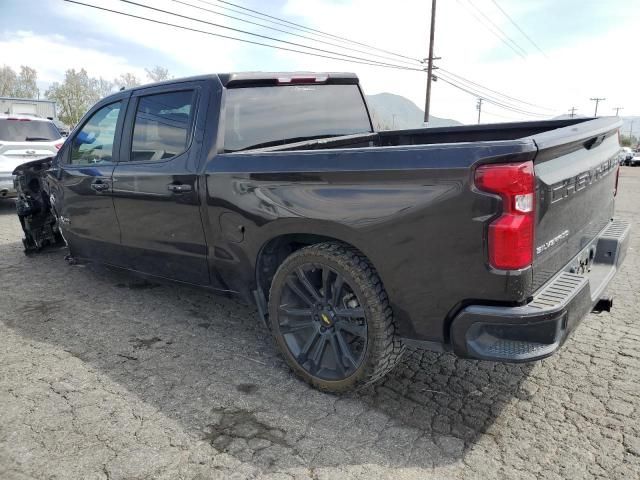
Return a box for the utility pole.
[613,106,623,116]
[590,97,606,117]
[423,0,437,124]
[476,98,483,124]
[569,107,577,118]
[630,120,634,143]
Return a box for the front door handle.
[167,183,192,193]
[91,181,110,192]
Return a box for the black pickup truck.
[13,72,629,392]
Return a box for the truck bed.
[247,118,594,153]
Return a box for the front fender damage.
[13,157,64,254]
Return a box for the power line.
[464,0,528,57]
[169,0,423,67]
[117,0,426,72]
[192,0,554,117]
[66,0,557,120]
[489,0,547,58]
[438,67,553,111]
[202,0,424,63]
[455,0,527,59]
[482,108,525,121]
[65,0,424,72]
[437,73,541,116]
[436,73,548,117]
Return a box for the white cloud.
[0,30,145,84]
[54,0,243,74]
[6,0,639,124]
[279,0,640,123]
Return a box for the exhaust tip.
[593,296,613,313]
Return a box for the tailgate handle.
[584,134,606,150]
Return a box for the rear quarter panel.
[203,141,537,343]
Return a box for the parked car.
[12,73,629,392]
[0,114,63,198]
[620,146,634,165]
[629,154,640,166]
[51,119,70,137]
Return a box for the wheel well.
[256,234,351,296]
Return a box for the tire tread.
[268,241,405,392]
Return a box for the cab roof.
[110,72,359,95]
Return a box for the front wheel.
[268,242,404,393]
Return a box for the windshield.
[0,119,61,142]
[223,84,372,152]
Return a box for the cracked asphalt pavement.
[1,169,640,480]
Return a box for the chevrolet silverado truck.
[13,72,629,392]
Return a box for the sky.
[1,0,639,125]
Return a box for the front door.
[55,99,126,263]
[111,83,210,285]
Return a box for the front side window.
[70,102,121,165]
[130,90,195,162]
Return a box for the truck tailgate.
[531,117,622,291]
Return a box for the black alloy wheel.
[268,242,404,392]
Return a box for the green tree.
[0,65,39,99]
[15,66,39,99]
[114,72,141,89]
[45,68,100,126]
[95,77,115,98]
[621,134,638,148]
[0,65,18,97]
[145,66,171,82]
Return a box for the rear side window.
[0,119,61,142]
[223,84,372,152]
[130,90,195,162]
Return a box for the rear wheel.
[268,242,404,393]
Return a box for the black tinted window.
[0,119,61,142]
[131,90,195,162]
[70,102,121,165]
[223,84,372,152]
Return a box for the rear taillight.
[54,142,63,150]
[475,161,535,270]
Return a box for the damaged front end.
[13,157,64,254]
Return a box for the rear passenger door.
[111,82,210,285]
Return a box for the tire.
[268,242,405,393]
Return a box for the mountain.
[365,92,462,130]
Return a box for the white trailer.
[0,97,57,120]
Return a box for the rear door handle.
[91,181,110,192]
[167,183,192,193]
